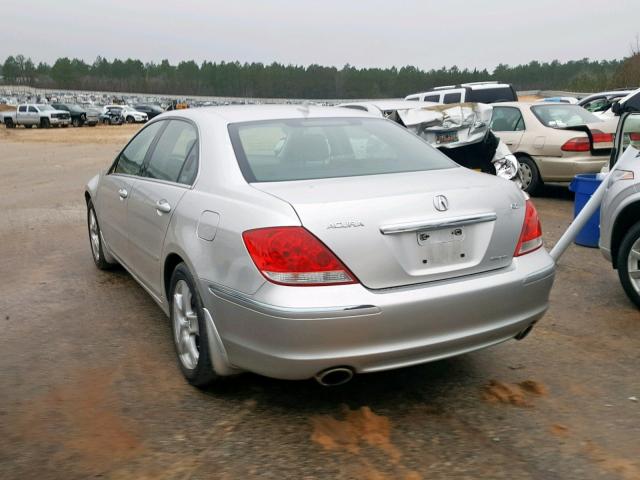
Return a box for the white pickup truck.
[1,104,71,128]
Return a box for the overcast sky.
[3,0,638,70]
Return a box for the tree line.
[0,54,635,99]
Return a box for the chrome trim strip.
[208,283,381,318]
[380,212,497,235]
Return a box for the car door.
[95,121,165,266]
[126,119,199,296]
[16,105,28,124]
[491,106,525,150]
[27,106,39,125]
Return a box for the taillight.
[561,136,590,152]
[591,129,613,144]
[242,226,357,286]
[629,132,640,141]
[514,200,543,257]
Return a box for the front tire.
[87,201,115,270]
[126,116,134,124]
[517,155,542,194]
[169,263,217,387]
[72,118,81,127]
[617,221,640,309]
[40,118,50,129]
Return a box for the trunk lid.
[252,168,526,289]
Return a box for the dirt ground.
[0,126,639,480]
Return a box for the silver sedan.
[85,106,555,387]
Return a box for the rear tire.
[616,221,640,309]
[169,263,217,388]
[5,118,15,128]
[87,201,115,270]
[517,154,542,194]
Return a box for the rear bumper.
[536,154,607,182]
[200,248,555,380]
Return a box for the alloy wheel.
[173,280,200,370]
[626,238,640,293]
[88,209,100,262]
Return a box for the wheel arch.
[611,200,640,267]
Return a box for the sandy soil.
[0,123,141,144]
[0,134,639,480]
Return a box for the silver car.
[599,109,640,308]
[85,106,555,387]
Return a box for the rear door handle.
[505,142,514,146]
[118,188,128,199]
[156,199,172,214]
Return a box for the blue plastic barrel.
[569,174,602,247]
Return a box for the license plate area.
[435,130,459,145]
[416,227,467,266]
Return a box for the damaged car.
[340,100,522,187]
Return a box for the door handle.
[118,188,128,199]
[506,142,514,146]
[156,199,172,214]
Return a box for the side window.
[423,95,440,102]
[113,121,164,175]
[443,92,461,104]
[28,106,38,113]
[491,107,525,132]
[18,106,27,112]
[144,120,198,184]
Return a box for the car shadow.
[531,183,574,201]
[199,354,481,414]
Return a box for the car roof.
[163,105,379,124]
[339,100,436,110]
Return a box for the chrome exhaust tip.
[315,367,354,387]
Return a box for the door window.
[491,107,525,131]
[143,120,198,184]
[18,106,27,113]
[28,106,38,113]
[582,97,610,113]
[423,95,440,102]
[443,92,462,104]
[112,121,164,176]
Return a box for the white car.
[102,105,148,123]
[405,82,518,104]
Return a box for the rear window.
[531,105,601,128]
[228,117,456,182]
[467,87,517,103]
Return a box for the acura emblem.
[433,195,449,212]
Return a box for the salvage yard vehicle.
[101,104,148,123]
[490,102,615,193]
[578,89,634,118]
[599,110,640,308]
[99,106,125,125]
[134,103,165,119]
[339,100,521,187]
[1,103,71,128]
[405,81,518,104]
[85,106,555,387]
[51,103,99,127]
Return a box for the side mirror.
[612,101,622,116]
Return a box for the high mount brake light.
[242,227,357,286]
[515,200,543,257]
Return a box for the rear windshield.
[531,104,601,128]
[229,117,456,182]
[467,87,517,103]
